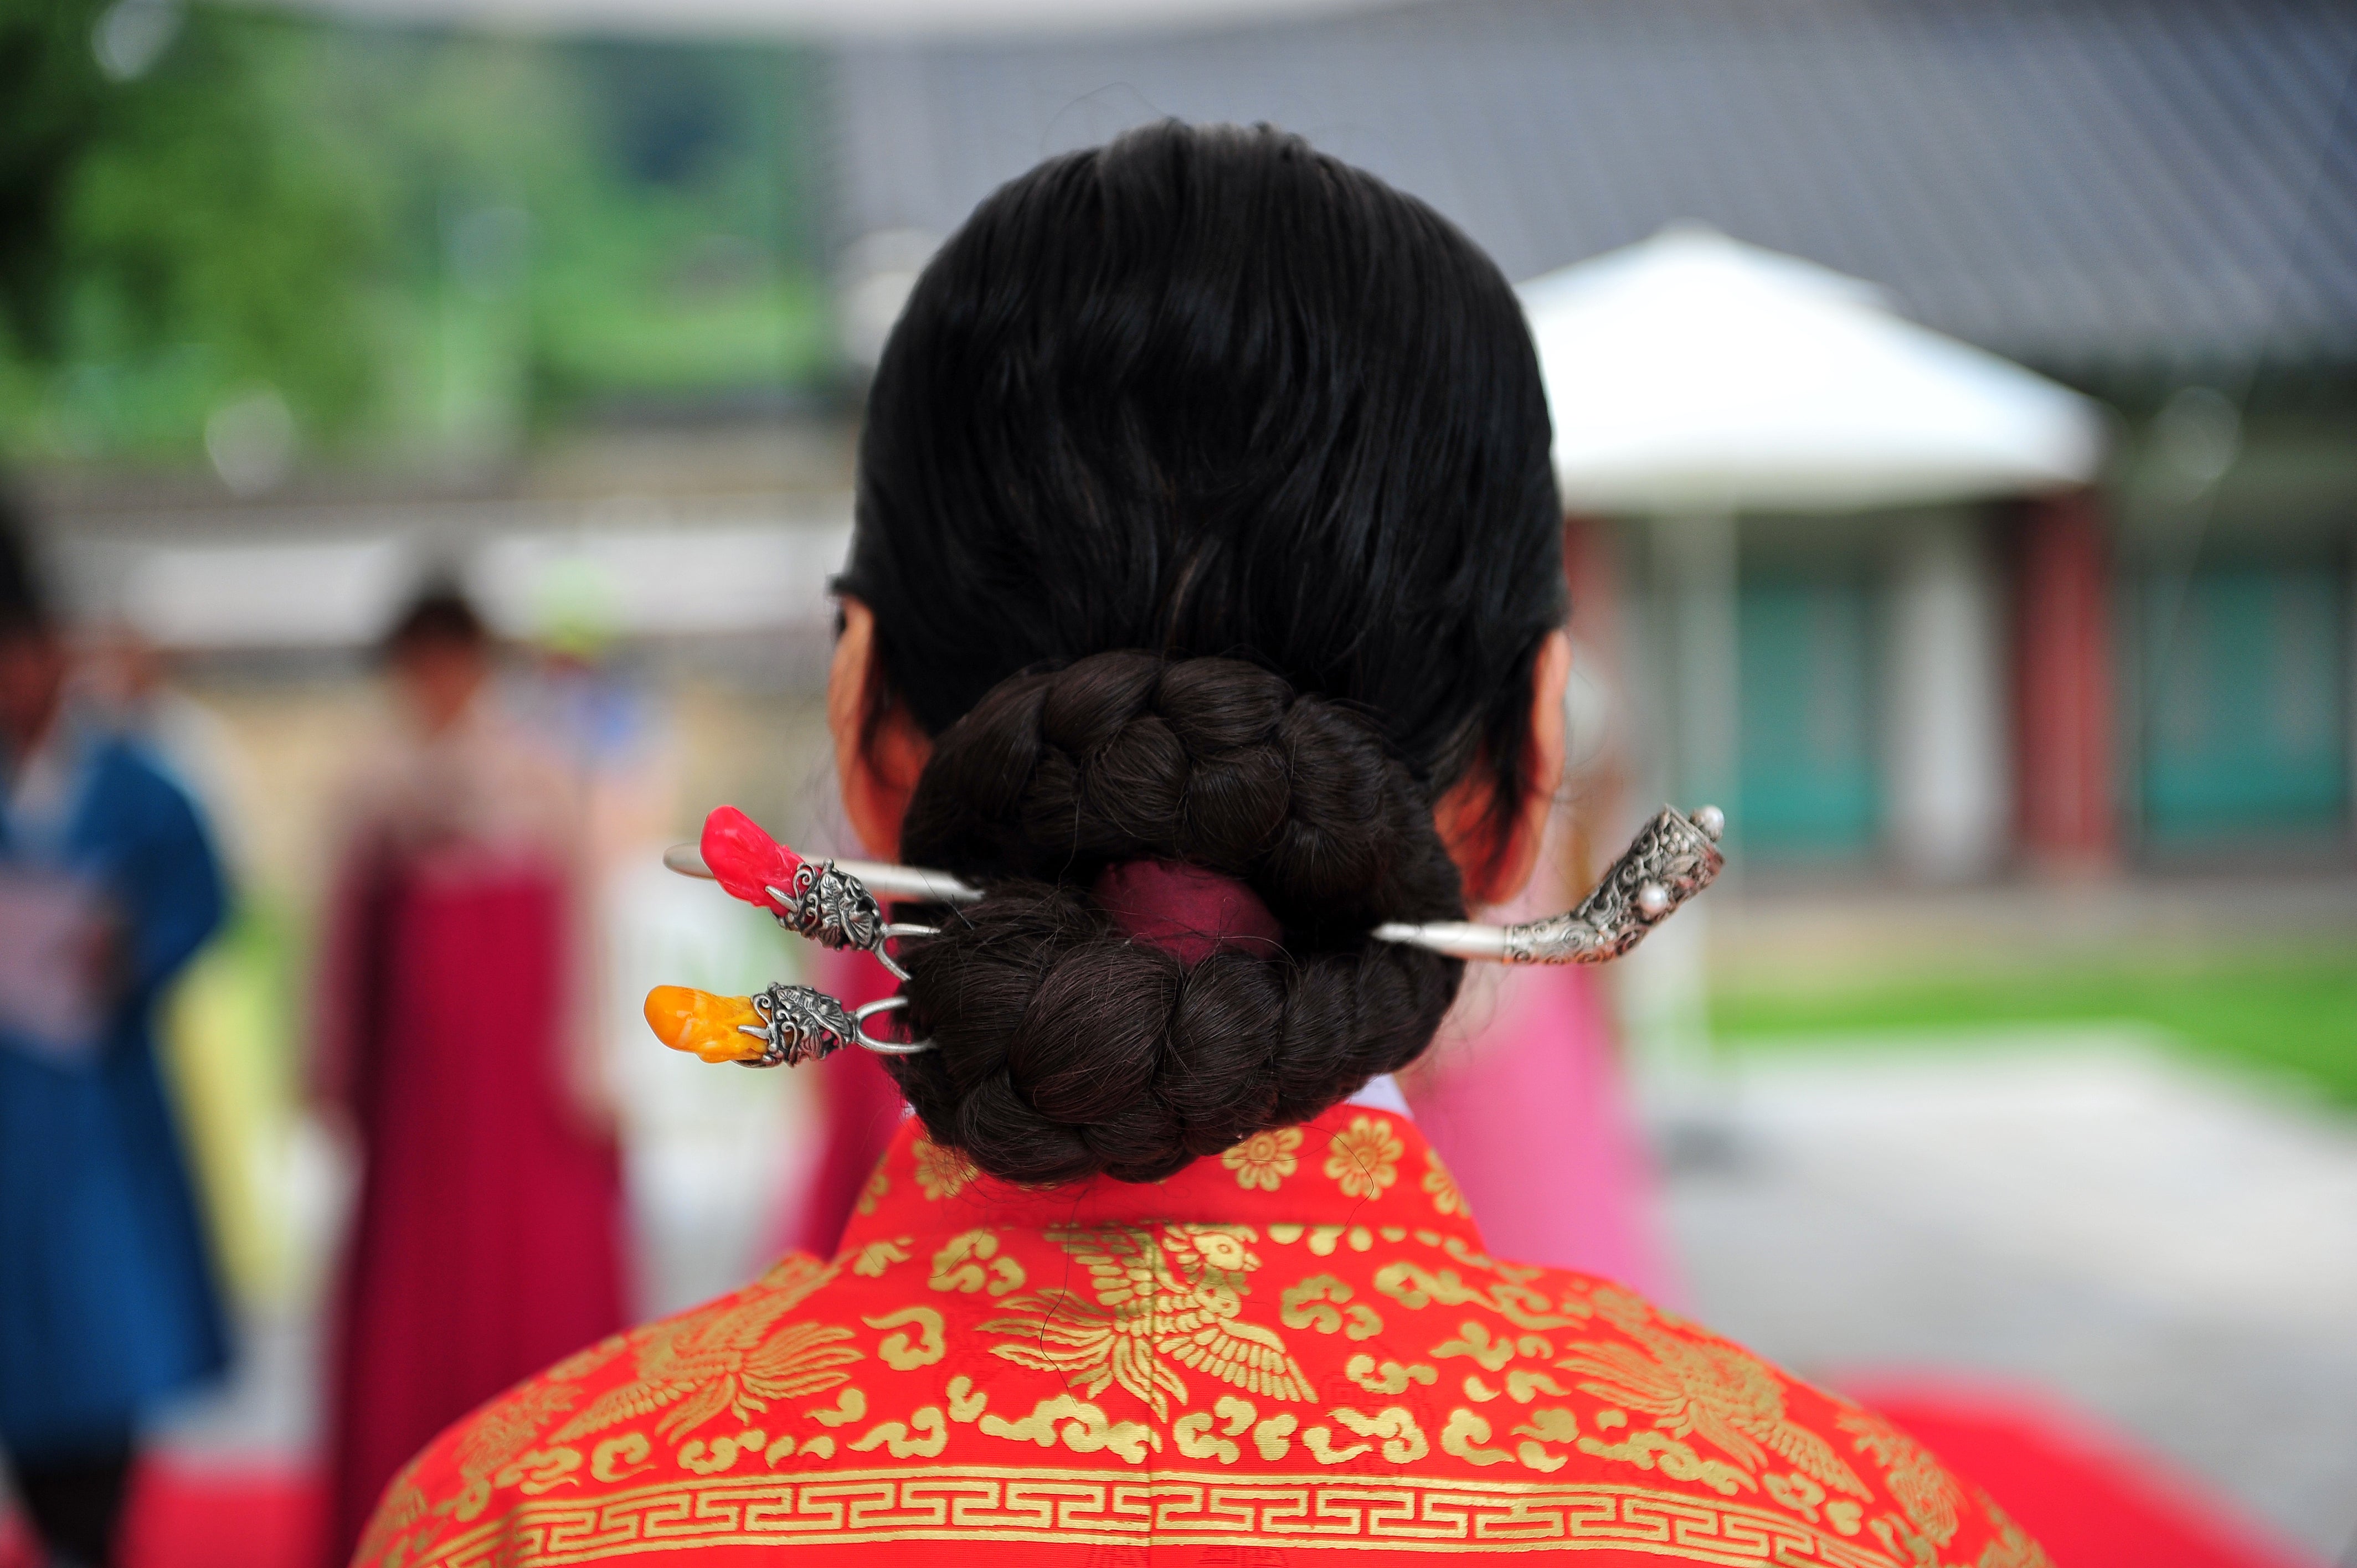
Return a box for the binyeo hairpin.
[644,802,1723,1069]
[644,981,925,1067]
[692,806,949,981]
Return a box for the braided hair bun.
[889,651,1466,1185]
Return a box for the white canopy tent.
[1519,225,2105,515]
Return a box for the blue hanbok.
[0,724,229,1454]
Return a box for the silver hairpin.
[1372,805,1726,962]
[729,983,930,1067]
[668,804,1724,965]
[677,812,947,982]
[652,803,1724,1066]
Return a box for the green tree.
[0,0,112,363]
[2,5,835,470]
[1,1,375,461]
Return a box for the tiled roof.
[828,0,2357,381]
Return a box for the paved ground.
[1660,1028,2357,1563]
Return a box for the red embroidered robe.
[356,1110,2046,1568]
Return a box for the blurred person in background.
[313,584,625,1566]
[83,627,253,876]
[0,506,229,1567]
[84,625,298,1309]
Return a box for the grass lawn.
[1711,951,2357,1111]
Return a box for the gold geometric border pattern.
[401,1467,1908,1566]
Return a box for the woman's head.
[383,582,491,736]
[0,498,65,755]
[832,121,1569,1183]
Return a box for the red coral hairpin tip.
[699,805,803,911]
[687,806,921,981]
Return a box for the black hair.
[0,489,50,642]
[382,580,488,660]
[840,121,1565,1184]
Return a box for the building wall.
[2112,413,2357,862]
[2130,553,2352,849]
[1604,434,2357,880]
[1885,516,2010,880]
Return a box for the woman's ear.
[827,599,933,859]
[1435,628,1572,907]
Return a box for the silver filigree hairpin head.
[741,983,928,1066]
[774,860,887,955]
[1371,804,1726,963]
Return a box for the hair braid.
[889,650,1465,1185]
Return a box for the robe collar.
[839,1103,1487,1255]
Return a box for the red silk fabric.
[1093,859,1285,963]
[358,1113,2041,1568]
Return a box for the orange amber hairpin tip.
[643,984,766,1064]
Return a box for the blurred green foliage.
[0,1,834,470]
[1713,950,2357,1110]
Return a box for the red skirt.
[324,865,625,1566]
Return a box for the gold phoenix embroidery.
[356,1112,2042,1568]
[541,1332,630,1385]
[1838,1407,1965,1548]
[1556,1290,1870,1500]
[445,1380,583,1520]
[984,1223,1314,1419]
[452,1381,578,1482]
[551,1259,860,1443]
